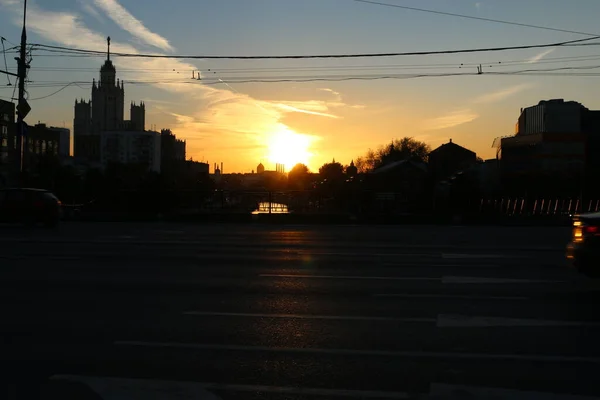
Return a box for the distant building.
[0,100,15,185]
[21,123,63,170]
[130,102,146,131]
[368,159,429,213]
[428,139,477,181]
[74,37,147,161]
[100,130,161,172]
[346,160,358,177]
[46,126,70,157]
[516,99,587,136]
[0,100,15,168]
[256,162,265,174]
[497,99,600,196]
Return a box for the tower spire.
[107,36,111,61]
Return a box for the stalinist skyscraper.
[73,37,145,161]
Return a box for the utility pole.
[15,0,28,184]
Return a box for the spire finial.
[107,36,111,61]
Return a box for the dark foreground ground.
[0,222,598,399]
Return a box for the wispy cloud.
[423,109,479,130]
[526,48,555,64]
[77,0,105,24]
[473,83,533,104]
[0,0,358,169]
[92,0,173,51]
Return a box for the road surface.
[0,223,598,399]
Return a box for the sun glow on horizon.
[266,126,316,171]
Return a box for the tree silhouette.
[288,163,310,190]
[319,159,344,182]
[356,137,431,172]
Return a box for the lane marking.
[259,274,438,281]
[50,375,221,400]
[382,263,502,268]
[373,293,529,301]
[191,382,410,399]
[183,311,435,323]
[114,341,600,364]
[442,276,566,284]
[437,314,600,328]
[443,253,527,259]
[52,376,410,399]
[430,383,599,400]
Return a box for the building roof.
[429,139,476,156]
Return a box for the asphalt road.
[0,222,598,400]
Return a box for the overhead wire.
[351,0,600,37]
[28,35,600,60]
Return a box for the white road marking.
[193,382,409,399]
[430,383,599,400]
[114,341,600,364]
[183,311,435,323]
[373,293,529,301]
[442,276,566,284]
[50,375,221,400]
[437,314,600,328]
[443,253,525,259]
[259,274,438,281]
[52,376,410,399]
[382,263,501,268]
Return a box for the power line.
[29,35,600,60]
[27,81,86,100]
[8,65,600,90]
[351,0,600,37]
[26,54,600,75]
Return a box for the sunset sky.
[1,0,600,172]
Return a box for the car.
[566,212,600,277]
[0,188,62,228]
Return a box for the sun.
[267,126,314,171]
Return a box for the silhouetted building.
[346,160,358,177]
[516,99,586,136]
[257,162,265,174]
[428,139,477,181]
[130,102,146,131]
[100,130,161,172]
[368,159,429,213]
[498,99,600,196]
[0,100,15,167]
[0,100,15,185]
[73,37,147,161]
[22,123,62,168]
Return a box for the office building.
[100,130,161,172]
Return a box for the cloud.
[92,0,173,51]
[423,109,479,130]
[473,83,533,104]
[77,0,105,24]
[526,48,555,64]
[0,0,355,169]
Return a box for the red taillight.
[584,225,599,234]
